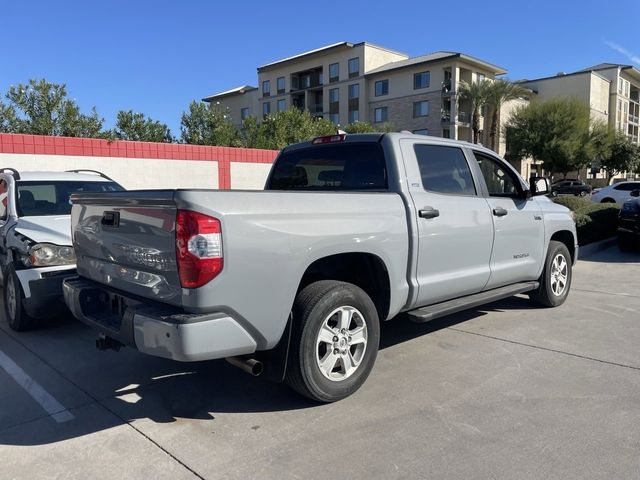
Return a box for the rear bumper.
[62,276,257,362]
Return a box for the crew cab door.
[400,140,494,306]
[470,150,544,288]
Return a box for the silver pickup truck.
[63,132,577,402]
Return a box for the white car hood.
[14,216,72,246]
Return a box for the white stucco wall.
[0,153,219,189]
[230,162,272,190]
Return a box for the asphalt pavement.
[1,245,639,480]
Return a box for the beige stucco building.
[203,41,507,144]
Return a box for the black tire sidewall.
[541,242,572,307]
[4,266,24,330]
[297,283,380,402]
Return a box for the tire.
[530,241,572,308]
[618,234,635,252]
[4,265,36,331]
[285,280,380,403]
[579,191,587,197]
[551,191,558,197]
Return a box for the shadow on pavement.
[580,245,640,264]
[0,295,534,446]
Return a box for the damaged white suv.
[0,168,123,331]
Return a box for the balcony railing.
[441,79,452,93]
[308,104,323,114]
[458,111,470,123]
[628,114,640,124]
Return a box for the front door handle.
[419,207,440,219]
[493,207,508,217]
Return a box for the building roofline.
[355,41,408,58]
[365,51,507,76]
[202,85,258,102]
[257,42,354,72]
[518,69,611,85]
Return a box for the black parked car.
[618,190,640,251]
[551,179,592,197]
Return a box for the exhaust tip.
[226,356,263,376]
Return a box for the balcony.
[441,112,451,124]
[442,79,452,93]
[308,104,324,114]
[629,114,640,125]
[457,111,471,124]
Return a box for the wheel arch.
[550,230,576,264]
[296,252,391,322]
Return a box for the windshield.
[16,181,124,216]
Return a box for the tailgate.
[70,190,182,305]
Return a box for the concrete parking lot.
[1,245,639,480]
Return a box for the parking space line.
[0,349,74,423]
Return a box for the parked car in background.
[551,179,591,197]
[618,190,640,251]
[591,181,640,205]
[0,169,124,331]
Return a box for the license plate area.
[78,288,139,332]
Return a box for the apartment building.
[202,41,507,143]
[521,63,640,144]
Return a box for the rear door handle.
[493,207,508,217]
[419,207,440,219]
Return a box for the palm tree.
[458,79,493,144]
[486,79,528,151]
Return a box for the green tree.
[459,79,493,144]
[180,101,240,146]
[113,110,173,143]
[599,130,640,184]
[486,79,528,151]
[1,79,104,137]
[343,121,395,133]
[506,98,592,177]
[242,108,336,150]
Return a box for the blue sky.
[1,0,639,136]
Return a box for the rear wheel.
[4,265,36,331]
[530,241,572,307]
[285,280,380,402]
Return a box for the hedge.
[552,197,619,246]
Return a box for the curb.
[578,237,617,259]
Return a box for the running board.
[407,281,539,323]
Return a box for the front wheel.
[530,241,572,307]
[285,280,380,402]
[579,191,587,197]
[4,265,36,331]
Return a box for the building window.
[374,107,388,123]
[240,108,249,120]
[413,100,429,117]
[348,110,359,123]
[413,129,429,136]
[375,80,389,97]
[348,83,359,99]
[262,80,270,96]
[329,63,339,83]
[277,77,285,94]
[348,57,360,78]
[329,113,339,124]
[263,102,271,117]
[476,73,486,84]
[442,128,450,138]
[329,88,339,103]
[414,71,430,90]
[277,99,286,112]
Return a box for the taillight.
[311,133,346,144]
[176,210,223,288]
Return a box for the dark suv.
[618,190,640,251]
[551,179,592,197]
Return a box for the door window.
[473,152,520,197]
[414,144,476,195]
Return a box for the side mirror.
[631,189,640,198]
[529,175,551,196]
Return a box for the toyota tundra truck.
[63,133,577,402]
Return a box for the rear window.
[267,143,388,191]
[16,181,124,216]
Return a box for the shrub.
[552,197,619,245]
